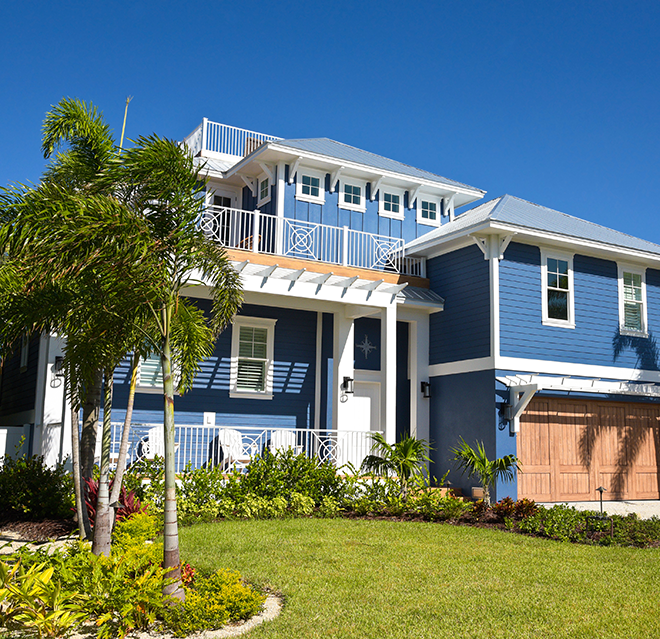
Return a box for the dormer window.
[295,167,325,205]
[378,186,405,220]
[257,175,271,206]
[416,197,442,226]
[339,178,366,212]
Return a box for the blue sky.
[1,1,659,242]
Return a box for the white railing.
[109,423,379,473]
[200,206,426,276]
[182,119,281,159]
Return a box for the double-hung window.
[230,317,277,399]
[541,250,575,328]
[339,178,366,212]
[295,168,325,205]
[378,187,405,220]
[618,265,647,335]
[136,354,180,394]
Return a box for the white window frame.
[136,354,181,395]
[541,249,575,328]
[295,167,325,205]
[19,334,29,373]
[618,263,648,336]
[416,196,442,226]
[338,177,367,213]
[257,173,271,207]
[378,186,405,220]
[230,316,277,400]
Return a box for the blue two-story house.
[2,119,660,504]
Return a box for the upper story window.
[339,178,366,213]
[416,197,442,226]
[541,250,575,328]
[295,168,325,205]
[230,316,277,400]
[618,265,647,336]
[379,187,405,220]
[136,354,180,394]
[257,175,271,206]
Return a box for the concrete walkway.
[539,500,660,519]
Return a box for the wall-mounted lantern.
[421,381,431,398]
[341,376,354,394]
[53,356,66,378]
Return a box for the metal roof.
[193,156,237,174]
[407,194,660,257]
[271,138,484,194]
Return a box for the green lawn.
[180,519,660,638]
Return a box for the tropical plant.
[451,438,520,506]
[360,433,432,499]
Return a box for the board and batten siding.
[282,166,445,246]
[113,302,317,429]
[427,244,490,365]
[499,242,660,370]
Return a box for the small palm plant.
[360,433,432,500]
[451,438,520,506]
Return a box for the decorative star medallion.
[358,334,377,359]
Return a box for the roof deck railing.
[200,205,426,277]
[183,119,281,159]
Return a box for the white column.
[275,161,285,255]
[380,304,397,443]
[488,235,500,362]
[408,315,430,442]
[333,311,354,431]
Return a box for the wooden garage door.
[518,398,660,501]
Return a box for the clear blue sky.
[1,1,659,243]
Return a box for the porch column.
[409,315,430,442]
[275,162,285,255]
[380,304,397,444]
[332,311,354,431]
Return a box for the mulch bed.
[0,518,77,541]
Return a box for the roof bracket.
[256,264,278,278]
[281,268,306,281]
[288,157,302,184]
[370,177,384,201]
[408,185,422,208]
[239,174,256,196]
[504,384,538,434]
[333,275,359,289]
[234,260,250,273]
[308,272,333,285]
[257,162,274,182]
[330,166,344,193]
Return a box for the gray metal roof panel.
[193,156,237,173]
[407,195,660,257]
[272,138,483,194]
[397,286,444,306]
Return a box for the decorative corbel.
[257,162,274,182]
[370,177,384,201]
[330,166,344,193]
[408,185,422,209]
[239,174,256,197]
[288,157,302,184]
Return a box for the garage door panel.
[518,398,660,502]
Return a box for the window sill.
[295,194,325,206]
[257,196,271,207]
[416,216,441,227]
[339,203,366,213]
[230,390,274,400]
[379,209,405,220]
[542,319,575,329]
[619,328,648,338]
[135,386,181,395]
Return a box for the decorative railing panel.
[108,423,379,473]
[183,120,281,159]
[200,206,425,277]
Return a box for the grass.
[180,518,660,638]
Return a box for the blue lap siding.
[500,242,660,370]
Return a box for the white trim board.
[430,355,660,385]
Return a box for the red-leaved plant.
[84,478,146,527]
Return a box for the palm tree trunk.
[92,369,113,557]
[81,368,103,479]
[70,385,91,540]
[161,304,184,602]
[109,352,139,519]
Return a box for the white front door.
[337,380,380,470]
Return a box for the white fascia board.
[406,220,494,257]
[395,297,444,312]
[429,357,495,377]
[264,143,486,202]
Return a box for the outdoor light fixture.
[53,356,66,378]
[341,376,354,394]
[421,381,431,398]
[596,486,607,515]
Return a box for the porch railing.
[183,119,281,159]
[107,423,379,474]
[199,206,426,277]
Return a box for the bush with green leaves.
[0,452,73,520]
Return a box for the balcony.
[200,206,426,277]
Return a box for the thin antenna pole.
[119,96,133,154]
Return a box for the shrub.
[514,498,538,519]
[0,452,73,520]
[84,478,146,527]
[493,497,516,520]
[164,569,265,637]
[518,504,588,542]
[318,495,342,518]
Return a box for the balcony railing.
[200,206,426,277]
[183,119,281,159]
[106,423,379,473]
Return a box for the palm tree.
[361,432,432,499]
[451,438,520,506]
